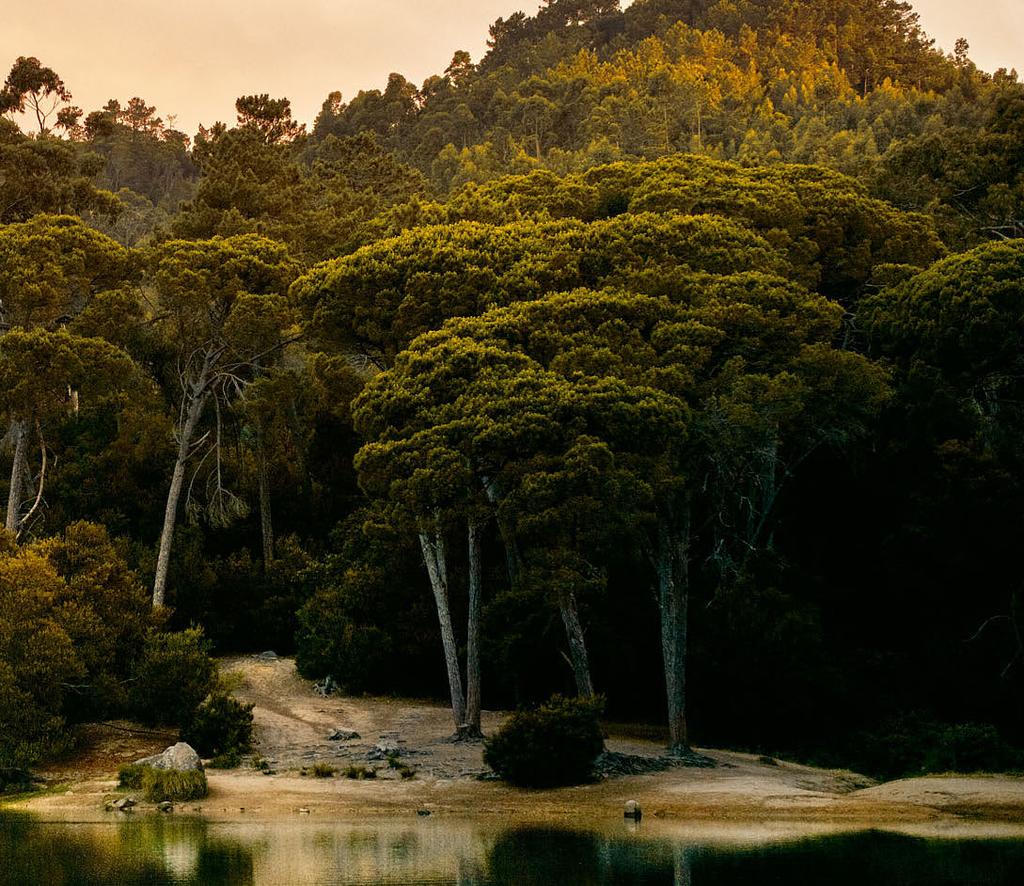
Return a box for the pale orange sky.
[3,1,1022,136]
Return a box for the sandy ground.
[9,656,1024,830]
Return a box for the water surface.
[2,813,1024,884]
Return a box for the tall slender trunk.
[558,587,595,697]
[4,420,27,533]
[482,475,521,589]
[463,517,483,738]
[419,527,467,730]
[152,388,208,608]
[255,422,274,571]
[656,503,691,752]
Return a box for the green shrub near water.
[129,628,217,727]
[181,691,254,757]
[118,763,207,801]
[484,694,606,788]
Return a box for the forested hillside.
[1,0,1023,787]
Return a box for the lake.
[2,813,1024,884]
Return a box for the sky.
[2,0,1022,136]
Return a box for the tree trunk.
[4,420,27,533]
[152,389,208,608]
[463,517,484,738]
[482,475,521,589]
[419,527,467,730]
[256,422,274,571]
[558,587,595,697]
[656,505,690,752]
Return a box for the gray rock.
[368,739,400,760]
[134,742,204,772]
[623,800,642,820]
[110,797,136,811]
[157,801,173,813]
[253,650,278,662]
[327,728,361,741]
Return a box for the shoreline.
[5,656,1024,834]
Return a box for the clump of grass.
[312,762,336,778]
[117,763,145,789]
[387,754,416,779]
[251,756,272,773]
[343,764,377,780]
[118,764,207,801]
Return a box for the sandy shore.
[8,656,1024,830]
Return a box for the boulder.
[134,742,204,772]
[368,739,401,760]
[110,797,136,812]
[253,650,278,662]
[623,799,642,820]
[157,801,173,813]
[327,728,360,742]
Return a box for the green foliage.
[120,762,209,801]
[484,694,606,787]
[180,690,254,758]
[343,764,376,779]
[141,767,208,802]
[129,628,216,727]
[852,715,1024,781]
[208,749,243,769]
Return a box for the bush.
[118,763,208,801]
[484,694,605,787]
[208,749,242,769]
[312,762,335,778]
[853,714,1024,780]
[343,764,376,779]
[181,691,254,757]
[118,763,145,789]
[143,768,208,802]
[129,628,216,726]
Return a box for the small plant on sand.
[208,749,243,769]
[387,754,415,778]
[118,764,207,801]
[343,764,377,780]
[312,762,336,778]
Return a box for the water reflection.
[2,813,1024,885]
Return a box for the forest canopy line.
[0,0,1023,784]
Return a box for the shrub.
[853,714,1024,780]
[484,694,605,787]
[208,749,242,769]
[181,691,254,757]
[312,762,335,778]
[117,763,145,789]
[141,768,208,802]
[118,764,208,801]
[343,764,376,779]
[129,628,216,726]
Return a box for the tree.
[0,57,74,134]
[147,235,298,608]
[0,216,129,533]
[235,94,305,144]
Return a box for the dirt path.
[12,656,1024,828]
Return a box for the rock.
[313,675,337,697]
[368,739,400,761]
[134,742,204,772]
[327,728,361,742]
[253,650,278,662]
[417,809,431,817]
[157,801,173,813]
[297,807,311,815]
[624,800,642,820]
[110,797,136,811]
